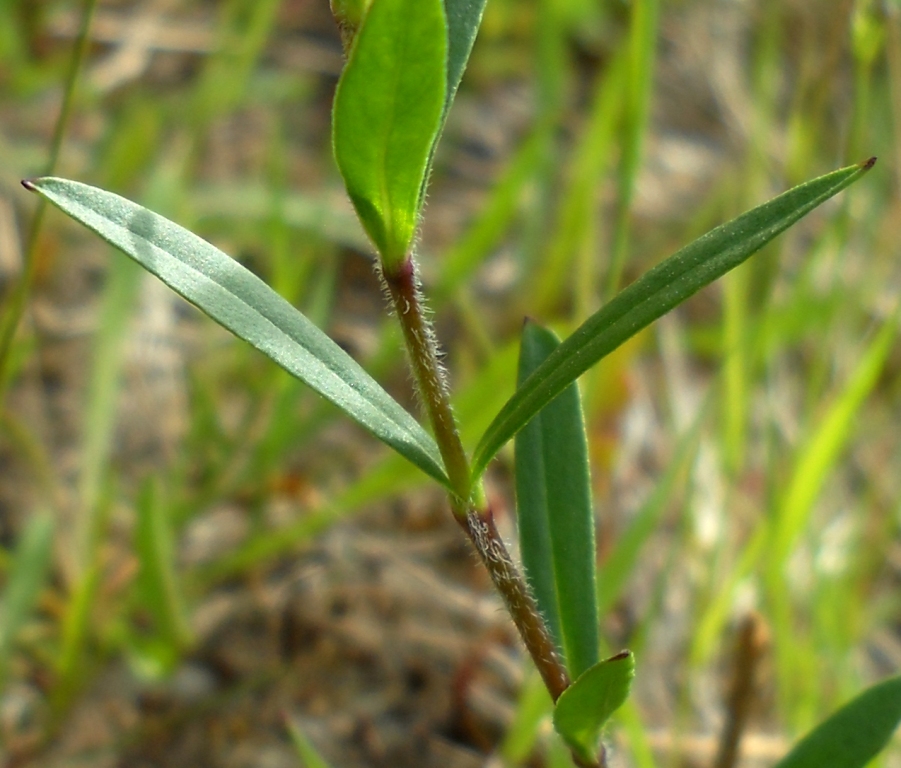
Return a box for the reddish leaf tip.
[863,156,877,170]
[21,179,37,191]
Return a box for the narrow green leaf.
[24,178,449,487]
[515,320,598,679]
[0,512,54,688]
[332,0,447,268]
[473,159,876,478]
[774,677,901,768]
[553,650,635,764]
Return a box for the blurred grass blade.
[515,320,598,678]
[443,0,488,120]
[0,0,98,393]
[605,0,659,298]
[23,178,449,488]
[472,159,877,478]
[285,714,335,768]
[771,314,898,566]
[332,0,446,268]
[773,676,901,768]
[501,667,553,764]
[133,477,191,657]
[436,127,548,299]
[0,511,54,689]
[534,48,626,316]
[553,650,635,765]
[78,253,142,566]
[597,410,703,616]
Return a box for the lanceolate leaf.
[472,159,876,478]
[24,178,449,487]
[774,676,901,768]
[553,650,635,764]
[515,320,598,679]
[332,0,447,269]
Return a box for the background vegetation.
[0,0,899,766]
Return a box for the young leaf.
[23,177,449,487]
[515,320,599,679]
[332,0,447,269]
[773,676,901,768]
[472,158,876,478]
[553,650,635,765]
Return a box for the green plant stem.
[381,255,470,506]
[462,506,572,704]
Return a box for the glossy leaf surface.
[24,177,449,487]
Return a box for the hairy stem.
[462,506,571,702]
[381,255,471,508]
[382,253,573,727]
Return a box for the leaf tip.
[21,178,37,192]
[862,156,877,170]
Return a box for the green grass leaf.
[771,314,898,567]
[597,407,703,616]
[0,512,54,689]
[332,0,447,268]
[553,650,635,765]
[23,177,449,488]
[472,159,876,478]
[286,714,335,768]
[774,677,901,768]
[132,477,191,663]
[515,320,598,679]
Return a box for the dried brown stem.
[714,612,770,768]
